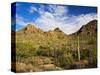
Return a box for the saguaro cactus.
[77,36,80,61]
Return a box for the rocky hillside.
[16,20,97,37]
[71,20,97,36]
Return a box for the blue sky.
[11,2,97,34]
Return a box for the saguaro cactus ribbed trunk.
[78,36,80,61]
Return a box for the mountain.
[24,24,44,34]
[71,20,97,36]
[16,19,97,40]
[16,20,97,36]
[18,24,44,34]
[46,27,66,37]
[46,27,63,34]
[54,27,63,32]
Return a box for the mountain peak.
[22,24,43,33]
[54,27,62,32]
[25,24,36,30]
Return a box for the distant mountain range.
[15,20,97,37]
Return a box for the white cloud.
[35,11,61,31]
[29,5,45,15]
[60,13,97,34]
[29,6,38,13]
[53,6,68,17]
[16,14,26,26]
[34,5,97,34]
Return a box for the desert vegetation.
[11,20,97,72]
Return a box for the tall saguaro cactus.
[77,36,80,61]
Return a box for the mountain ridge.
[16,19,97,37]
[71,20,97,36]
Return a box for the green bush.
[57,52,73,69]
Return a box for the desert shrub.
[16,41,39,59]
[16,49,30,59]
[71,50,78,61]
[36,46,55,57]
[87,39,95,45]
[29,56,53,66]
[37,45,70,58]
[43,57,53,64]
[79,48,97,68]
[57,52,73,69]
[37,48,49,56]
[88,49,97,67]
[26,57,45,66]
[16,62,34,72]
[80,49,90,59]
[80,48,97,59]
